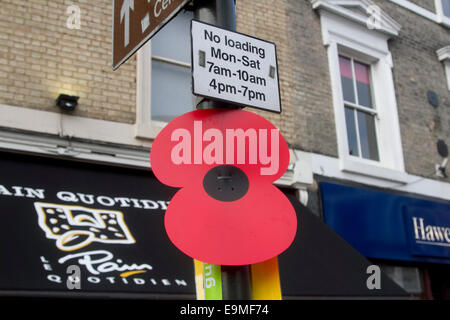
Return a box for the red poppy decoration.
[150,108,297,266]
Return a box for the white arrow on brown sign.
[112,0,191,70]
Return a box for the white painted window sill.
[134,121,166,141]
[341,157,409,183]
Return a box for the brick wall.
[235,0,296,148]
[0,0,312,150]
[0,0,136,123]
[407,0,436,12]
[236,0,338,156]
[0,0,449,182]
[373,0,450,180]
[238,0,450,181]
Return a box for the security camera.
[56,94,79,111]
[435,140,448,178]
[436,158,448,178]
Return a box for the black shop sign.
[0,151,195,298]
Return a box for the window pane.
[354,61,372,108]
[339,56,355,103]
[357,111,379,161]
[151,61,193,122]
[380,265,422,295]
[151,10,192,63]
[443,0,450,18]
[345,107,359,157]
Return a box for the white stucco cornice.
[437,46,450,90]
[310,0,401,37]
[437,46,450,61]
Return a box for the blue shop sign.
[320,182,450,264]
[404,207,450,258]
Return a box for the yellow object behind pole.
[250,257,282,300]
[194,259,205,300]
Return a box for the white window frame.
[135,41,163,140]
[435,0,450,26]
[317,8,407,183]
[445,60,450,89]
[437,46,450,91]
[135,21,194,140]
[338,54,380,161]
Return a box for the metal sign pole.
[193,0,252,301]
[194,0,238,110]
[221,265,252,300]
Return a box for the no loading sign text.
[191,20,281,113]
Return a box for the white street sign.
[191,20,281,113]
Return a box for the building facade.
[0,0,449,299]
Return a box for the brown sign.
[112,0,191,70]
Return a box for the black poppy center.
[203,165,249,202]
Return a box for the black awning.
[0,151,195,299]
[278,194,409,298]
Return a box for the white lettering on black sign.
[191,20,281,113]
[0,184,169,210]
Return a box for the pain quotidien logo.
[34,202,135,251]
